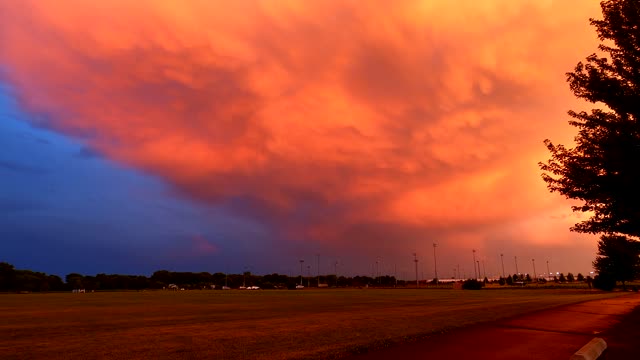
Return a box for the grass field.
[0,289,624,359]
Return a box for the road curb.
[570,337,607,360]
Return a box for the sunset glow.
[0,1,605,276]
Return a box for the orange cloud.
[0,1,603,271]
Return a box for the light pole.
[546,260,551,281]
[316,254,320,287]
[433,243,438,283]
[375,257,380,284]
[514,256,519,278]
[482,260,486,279]
[243,266,250,288]
[413,253,419,288]
[532,259,537,281]
[299,259,304,285]
[477,261,480,280]
[307,265,311,287]
[457,264,460,281]
[394,264,398,287]
[334,261,339,287]
[500,253,505,278]
[472,249,478,279]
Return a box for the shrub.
[506,275,513,285]
[461,279,483,290]
[593,274,616,291]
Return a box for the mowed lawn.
[0,289,622,359]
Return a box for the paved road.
[347,293,640,360]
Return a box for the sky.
[0,0,606,278]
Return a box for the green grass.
[0,289,624,359]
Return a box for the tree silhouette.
[593,234,640,289]
[540,0,640,238]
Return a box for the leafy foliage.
[593,234,640,287]
[540,0,640,237]
[593,273,617,291]
[461,279,483,290]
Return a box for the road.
[346,293,640,360]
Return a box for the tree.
[559,273,567,283]
[593,234,640,289]
[577,273,585,282]
[540,0,640,237]
[567,272,575,282]
[461,279,483,290]
[0,262,16,291]
[593,273,617,291]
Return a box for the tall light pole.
[433,243,438,282]
[334,261,339,287]
[514,256,519,277]
[375,256,380,284]
[243,266,250,288]
[500,253,505,278]
[316,254,320,287]
[532,259,537,281]
[546,260,551,281]
[307,265,311,287]
[299,259,304,285]
[457,264,460,281]
[394,264,398,286]
[472,249,478,279]
[413,253,419,288]
[477,261,480,280]
[482,260,486,279]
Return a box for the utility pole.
[500,253,505,278]
[433,243,438,282]
[299,259,304,285]
[472,249,478,279]
[413,253,419,288]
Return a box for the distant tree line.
[495,272,590,286]
[4,260,617,293]
[0,262,407,292]
[0,262,64,292]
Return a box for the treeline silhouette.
[0,262,403,292]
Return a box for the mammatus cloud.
[0,1,603,271]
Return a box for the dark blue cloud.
[0,85,275,276]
